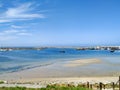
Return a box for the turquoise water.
[0,48,120,74]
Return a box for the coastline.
[0,58,120,84]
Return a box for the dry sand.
[64,58,101,67]
[0,77,119,88]
[11,77,119,84]
[0,77,119,89]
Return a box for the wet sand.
[0,58,120,84]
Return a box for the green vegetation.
[0,85,91,90]
[0,81,4,84]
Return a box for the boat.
[59,50,65,53]
[110,50,115,53]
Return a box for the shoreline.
[0,58,120,85]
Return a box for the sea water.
[0,48,120,74]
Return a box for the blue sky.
[0,0,120,46]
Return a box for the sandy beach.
[0,77,119,88]
[0,58,120,89]
[0,58,119,85]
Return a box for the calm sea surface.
[0,48,120,74]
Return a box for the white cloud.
[0,29,31,35]
[11,25,23,29]
[0,19,11,23]
[0,29,32,41]
[0,36,17,41]
[17,32,32,36]
[3,29,19,34]
[0,2,45,23]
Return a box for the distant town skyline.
[0,0,120,46]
